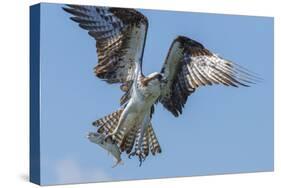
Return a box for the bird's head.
[148,72,163,81]
[141,72,164,86]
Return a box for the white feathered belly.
[121,96,150,131]
[119,79,161,135]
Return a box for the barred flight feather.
[160,36,260,117]
[63,4,148,105]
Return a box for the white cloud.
[55,159,110,184]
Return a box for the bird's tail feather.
[92,108,129,147]
[92,109,124,135]
[147,124,162,155]
[93,111,161,156]
[122,123,162,157]
[121,124,138,153]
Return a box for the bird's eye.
[158,74,163,80]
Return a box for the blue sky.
[38,3,273,185]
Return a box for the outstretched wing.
[63,5,148,103]
[159,36,259,117]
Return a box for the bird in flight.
[63,4,259,166]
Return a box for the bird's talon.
[138,157,142,167]
[129,150,146,166]
[128,151,136,159]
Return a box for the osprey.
[63,5,259,166]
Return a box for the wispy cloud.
[55,158,110,184]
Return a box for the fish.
[87,132,123,167]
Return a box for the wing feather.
[63,5,148,104]
[160,36,259,117]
